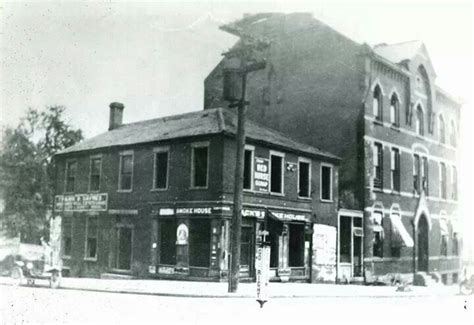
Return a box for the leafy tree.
[0,106,83,243]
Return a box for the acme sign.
[54,193,108,212]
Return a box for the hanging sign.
[254,157,269,193]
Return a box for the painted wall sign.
[255,245,270,303]
[254,157,269,193]
[159,208,174,216]
[54,193,108,212]
[312,224,337,282]
[176,223,189,245]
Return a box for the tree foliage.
[0,106,83,243]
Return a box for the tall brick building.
[53,104,340,282]
[204,13,461,284]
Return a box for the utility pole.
[221,23,269,293]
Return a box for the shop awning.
[439,218,449,236]
[390,214,414,248]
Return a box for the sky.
[1,1,473,248]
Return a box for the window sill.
[373,120,383,126]
[298,196,312,201]
[151,188,168,192]
[390,190,401,195]
[117,189,133,193]
[270,192,285,197]
[390,125,400,132]
[189,186,209,190]
[372,187,383,193]
[320,198,333,203]
[84,257,97,262]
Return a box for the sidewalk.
[0,276,461,298]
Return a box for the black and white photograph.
[0,1,472,324]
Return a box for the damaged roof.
[57,107,340,161]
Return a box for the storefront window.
[373,211,384,258]
[340,216,351,263]
[188,219,211,267]
[160,219,177,265]
[289,223,305,267]
[240,226,252,267]
[85,216,98,259]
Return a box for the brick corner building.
[204,13,462,285]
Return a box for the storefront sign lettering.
[54,193,108,212]
[242,209,266,219]
[158,266,175,274]
[159,208,174,216]
[254,158,269,193]
[271,212,308,222]
[176,207,212,215]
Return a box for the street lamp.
[221,24,269,293]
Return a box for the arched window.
[390,94,399,126]
[450,120,457,147]
[416,105,424,136]
[438,115,446,144]
[373,85,382,121]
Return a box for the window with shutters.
[85,216,98,260]
[89,157,102,192]
[118,151,133,191]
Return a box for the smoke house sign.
[54,193,108,212]
[254,157,269,193]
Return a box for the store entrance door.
[240,226,253,277]
[417,215,429,272]
[116,227,133,271]
[338,214,363,280]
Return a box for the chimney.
[109,102,124,130]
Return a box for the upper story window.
[389,94,400,126]
[439,115,446,144]
[373,143,383,189]
[65,160,77,193]
[390,148,400,192]
[373,85,383,121]
[320,164,333,201]
[298,158,311,198]
[243,146,254,191]
[450,120,457,147]
[440,162,447,199]
[118,151,133,191]
[451,165,458,200]
[89,157,102,192]
[191,143,209,188]
[153,147,169,190]
[270,151,284,194]
[415,105,424,136]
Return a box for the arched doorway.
[417,215,429,272]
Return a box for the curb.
[0,282,460,299]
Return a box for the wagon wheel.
[11,266,23,286]
[49,270,61,289]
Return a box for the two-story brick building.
[204,13,462,284]
[53,103,340,282]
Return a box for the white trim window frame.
[190,141,210,189]
[118,150,134,192]
[243,144,255,191]
[88,155,102,193]
[152,146,170,191]
[390,147,400,192]
[320,163,333,202]
[439,162,447,199]
[64,159,78,194]
[269,150,285,195]
[297,157,311,199]
[84,215,98,261]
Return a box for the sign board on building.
[176,223,189,245]
[312,224,337,282]
[54,193,108,212]
[270,211,309,222]
[254,157,269,193]
[176,207,212,215]
[242,209,266,219]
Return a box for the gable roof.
[57,108,339,161]
[373,40,424,64]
